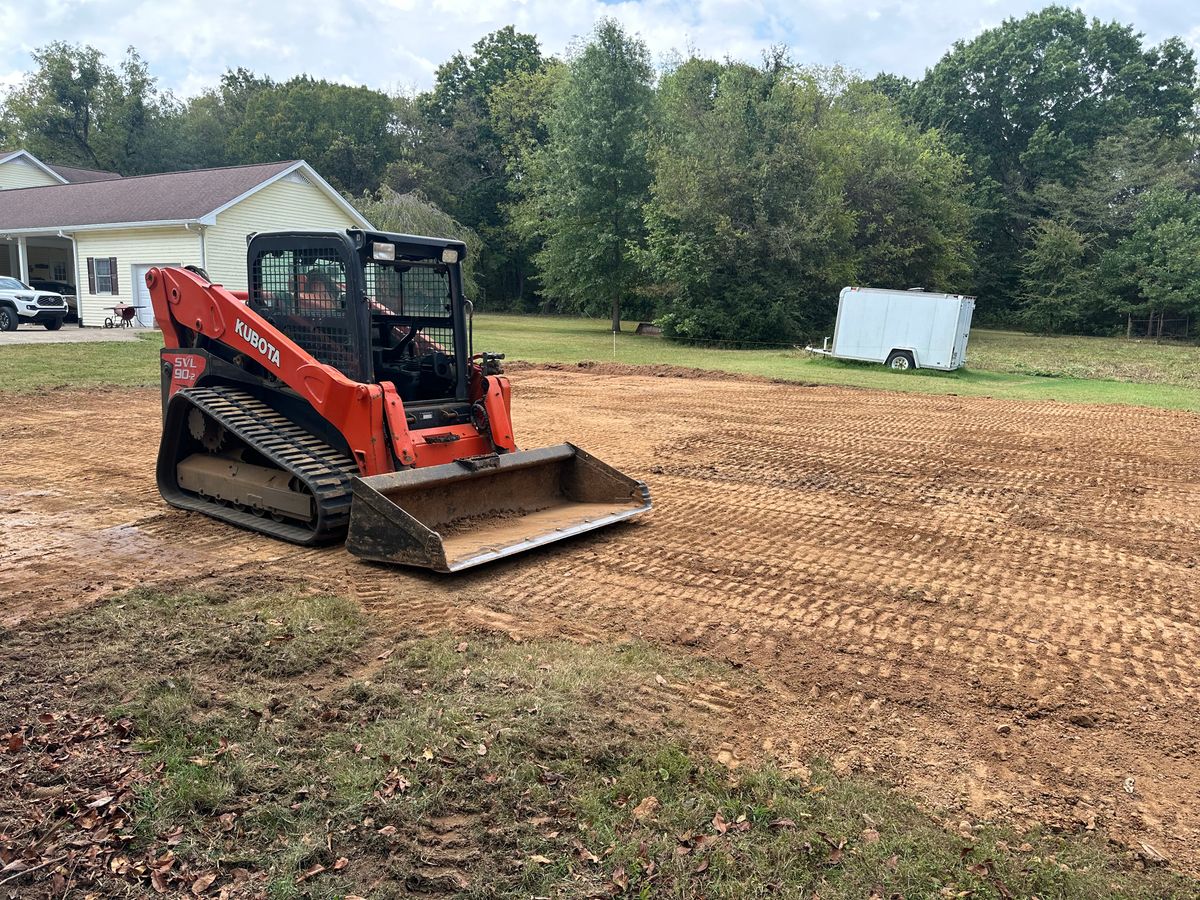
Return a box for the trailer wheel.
[886,350,915,371]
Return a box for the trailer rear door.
[950,298,975,369]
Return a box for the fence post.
[1126,314,1132,338]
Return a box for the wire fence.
[1126,315,1190,339]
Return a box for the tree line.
[2,6,1197,341]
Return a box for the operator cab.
[247,230,471,427]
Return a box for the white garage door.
[132,263,178,327]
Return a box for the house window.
[86,257,119,295]
[94,258,113,293]
[53,262,67,281]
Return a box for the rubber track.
[161,386,357,545]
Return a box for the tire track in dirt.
[2,372,1199,870]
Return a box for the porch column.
[17,236,29,284]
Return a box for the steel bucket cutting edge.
[345,443,652,572]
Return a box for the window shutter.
[108,258,119,294]
[87,258,96,294]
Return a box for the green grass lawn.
[2,318,1198,412]
[968,329,1200,387]
[0,332,164,393]
[474,315,1200,411]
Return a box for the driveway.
[0,325,155,346]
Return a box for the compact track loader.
[147,229,650,572]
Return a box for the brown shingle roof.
[0,160,298,232]
[47,163,123,184]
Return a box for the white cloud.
[1185,25,1200,58]
[0,0,1191,98]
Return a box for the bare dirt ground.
[3,367,1200,872]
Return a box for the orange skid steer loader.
[146,229,651,572]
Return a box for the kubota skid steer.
[146,229,650,572]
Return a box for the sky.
[1,0,1197,99]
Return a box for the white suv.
[0,276,69,331]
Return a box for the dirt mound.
[3,371,1200,872]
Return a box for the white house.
[0,150,371,326]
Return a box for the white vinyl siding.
[73,227,201,327]
[203,175,363,291]
[0,156,62,190]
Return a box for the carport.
[1,233,75,285]
[1,232,78,317]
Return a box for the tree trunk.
[611,295,621,333]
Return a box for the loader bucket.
[345,443,651,572]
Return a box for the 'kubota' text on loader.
[146,229,651,572]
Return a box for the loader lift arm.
[148,264,396,475]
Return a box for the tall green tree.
[1100,185,1200,328]
[645,57,850,342]
[911,6,1198,315]
[424,26,544,128]
[487,60,568,308]
[174,68,274,169]
[1011,117,1196,333]
[520,20,654,331]
[1017,219,1091,332]
[1,42,182,174]
[386,27,547,306]
[836,83,975,293]
[229,76,397,194]
[644,57,973,344]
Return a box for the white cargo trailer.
[809,287,975,371]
